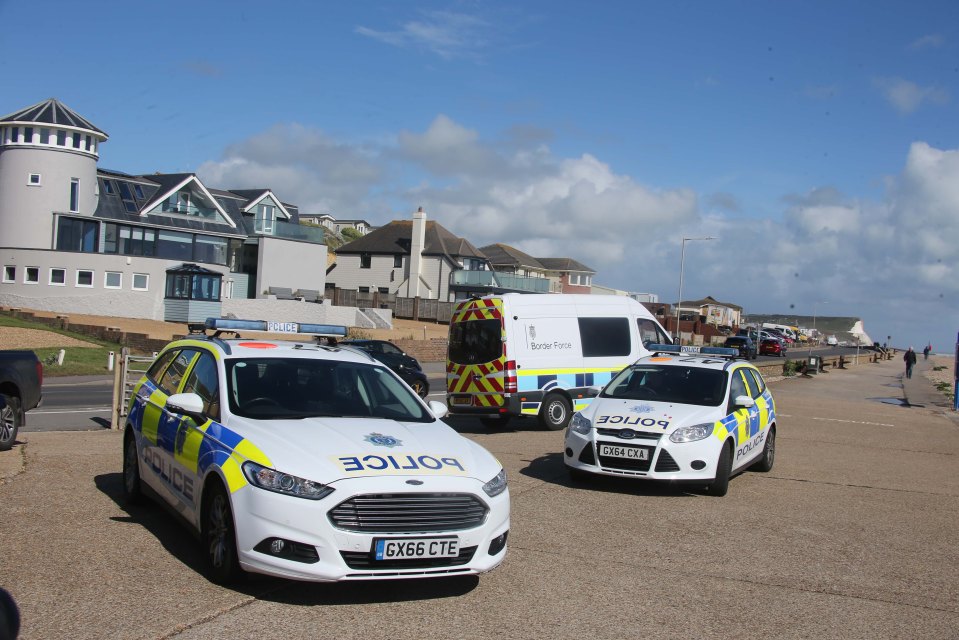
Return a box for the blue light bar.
[700,347,740,357]
[204,318,347,338]
[647,343,682,354]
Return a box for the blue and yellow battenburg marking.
[713,389,776,444]
[130,374,272,500]
[333,453,468,475]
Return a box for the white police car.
[123,319,509,584]
[563,345,776,496]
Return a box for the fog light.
[691,460,706,470]
[565,447,573,457]
[488,531,508,556]
[270,539,286,554]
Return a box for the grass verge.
[0,315,123,377]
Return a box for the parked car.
[564,344,777,496]
[339,339,429,397]
[0,350,43,450]
[723,336,757,360]
[760,338,786,357]
[123,318,509,584]
[826,335,839,346]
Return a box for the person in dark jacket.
[923,344,931,360]
[904,347,917,379]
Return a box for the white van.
[446,294,671,430]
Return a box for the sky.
[2,0,958,352]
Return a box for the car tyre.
[122,429,143,505]
[539,394,572,431]
[202,481,244,585]
[707,441,733,497]
[0,394,21,452]
[410,378,429,398]
[751,426,775,472]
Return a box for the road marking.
[31,407,110,414]
[777,413,895,427]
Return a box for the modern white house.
[0,98,330,322]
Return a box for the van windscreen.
[448,318,501,364]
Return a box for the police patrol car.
[563,345,776,496]
[123,318,509,584]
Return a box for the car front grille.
[340,546,478,570]
[328,493,488,533]
[654,450,680,472]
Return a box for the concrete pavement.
[1,357,957,639]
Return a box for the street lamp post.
[674,236,716,345]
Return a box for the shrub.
[783,359,798,377]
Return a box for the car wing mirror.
[428,400,449,419]
[166,392,206,423]
[734,395,756,409]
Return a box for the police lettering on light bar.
[204,317,348,338]
[646,343,739,358]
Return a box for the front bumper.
[230,475,510,581]
[564,428,722,483]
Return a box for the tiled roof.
[479,243,545,269]
[337,220,485,259]
[0,98,107,137]
[537,257,595,273]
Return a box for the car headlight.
[669,422,714,443]
[482,468,507,497]
[242,461,334,500]
[570,412,592,435]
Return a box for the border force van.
[446,294,672,430]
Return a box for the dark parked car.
[723,336,757,360]
[760,338,786,357]
[339,339,429,397]
[0,350,44,450]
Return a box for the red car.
[760,338,786,357]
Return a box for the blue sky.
[3,0,958,352]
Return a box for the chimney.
[408,207,427,297]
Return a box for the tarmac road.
[1,357,957,639]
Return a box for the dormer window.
[255,203,276,234]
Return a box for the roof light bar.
[699,347,740,357]
[203,317,348,338]
[646,344,739,358]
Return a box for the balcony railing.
[450,269,550,293]
[240,218,327,244]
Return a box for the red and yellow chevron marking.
[447,361,505,394]
[451,297,503,323]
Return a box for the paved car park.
[1,357,958,639]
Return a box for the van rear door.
[447,298,508,411]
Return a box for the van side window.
[637,318,670,347]
[578,317,631,357]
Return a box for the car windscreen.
[448,318,502,365]
[600,364,727,407]
[226,357,432,421]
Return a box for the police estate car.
[123,319,509,584]
[563,345,776,496]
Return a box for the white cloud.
[873,77,950,114]
[908,34,945,50]
[355,10,490,60]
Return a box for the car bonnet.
[584,397,721,434]
[223,415,497,484]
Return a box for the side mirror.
[166,392,206,423]
[734,395,755,409]
[428,400,449,419]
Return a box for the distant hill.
[745,314,873,345]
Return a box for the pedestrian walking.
[904,347,917,379]
[923,344,931,360]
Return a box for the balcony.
[240,218,328,244]
[450,269,550,294]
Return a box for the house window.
[156,230,193,261]
[76,270,94,287]
[255,203,276,233]
[393,255,403,268]
[360,254,372,269]
[23,127,33,143]
[133,184,144,199]
[56,217,99,252]
[104,272,122,289]
[165,273,221,301]
[102,180,114,195]
[132,274,149,291]
[24,267,40,284]
[49,268,66,286]
[70,178,79,212]
[40,128,50,144]
[2,266,14,283]
[28,173,41,186]
[56,130,66,146]
[378,287,389,294]
[72,132,81,149]
[117,182,138,212]
[10,127,18,142]
[358,286,370,293]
